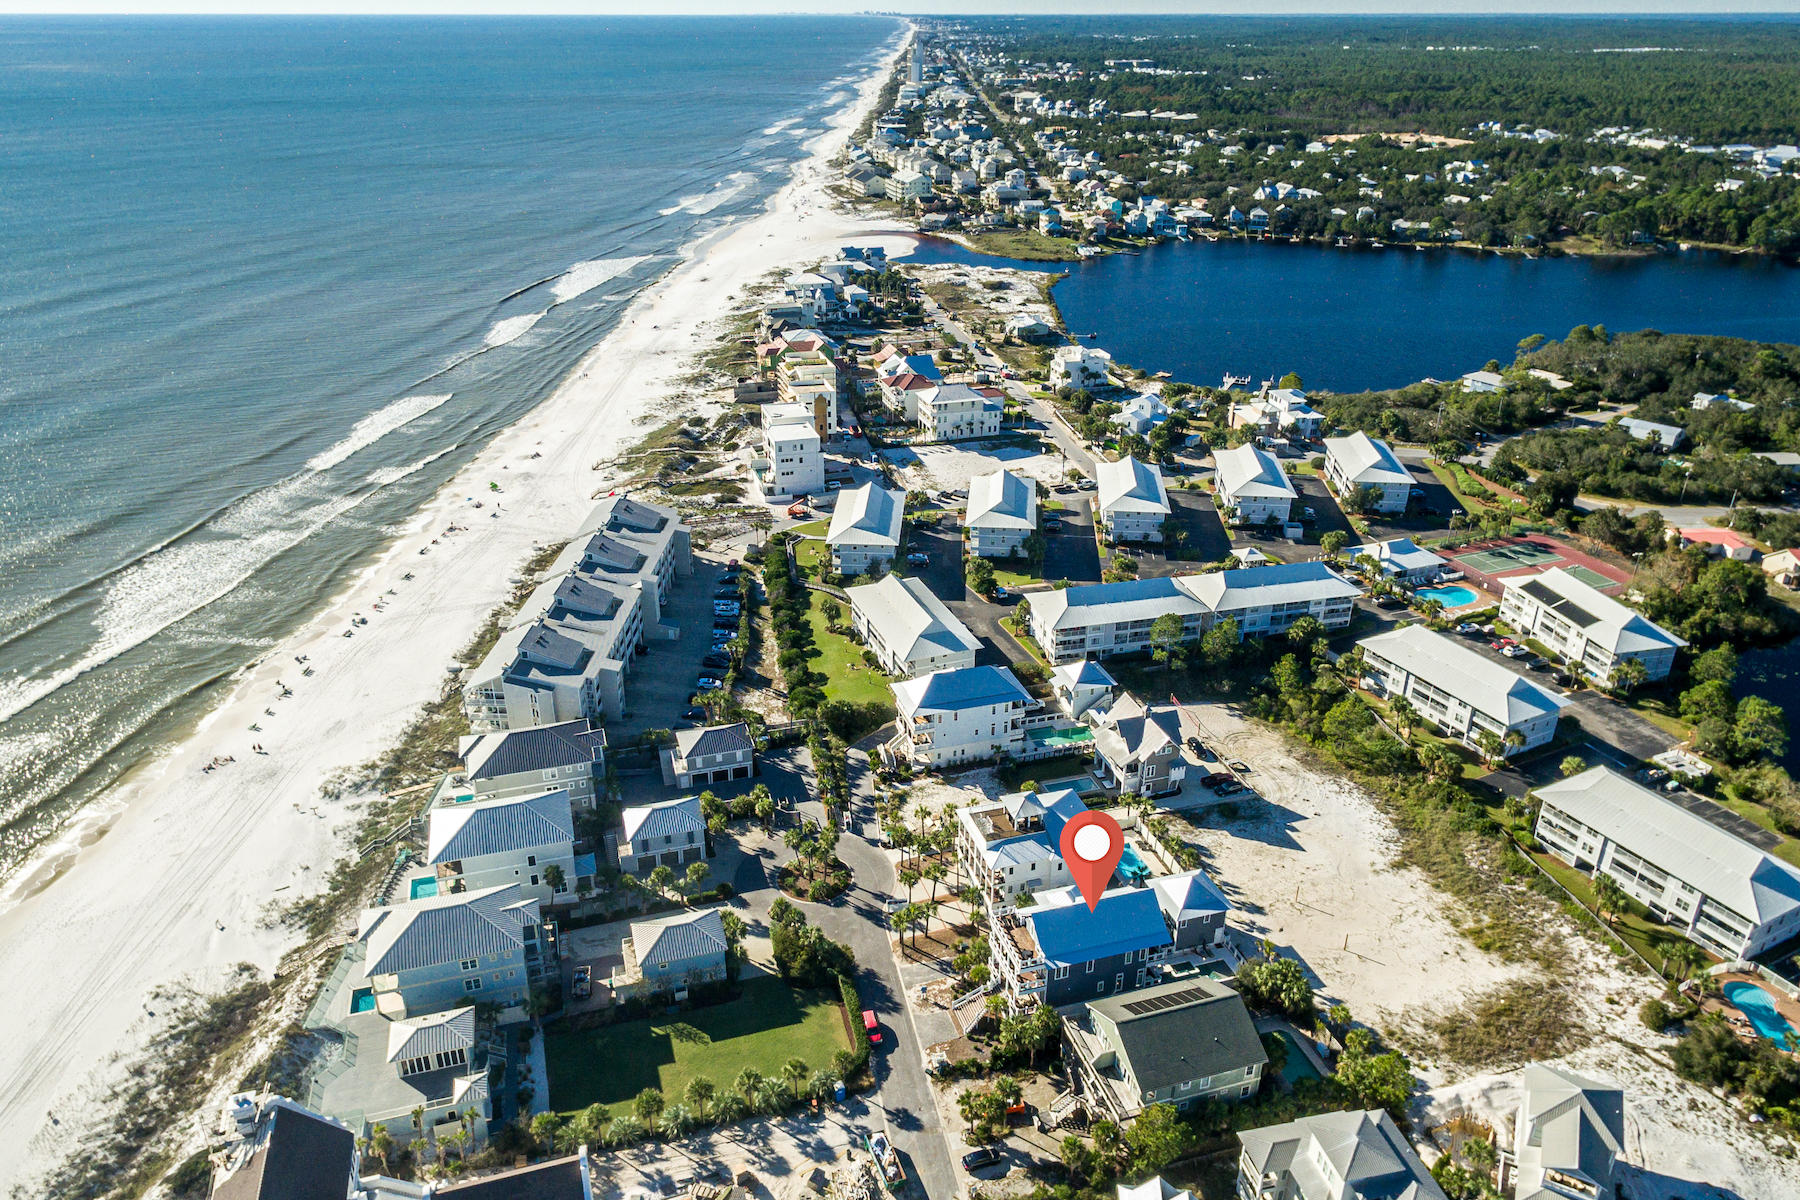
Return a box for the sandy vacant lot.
[883,441,1068,497]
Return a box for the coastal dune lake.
[906,236,1800,390]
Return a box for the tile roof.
[1088,978,1267,1096]
[674,721,755,760]
[358,884,539,977]
[463,720,606,781]
[428,790,574,864]
[967,469,1038,532]
[827,483,906,548]
[848,574,981,669]
[1536,767,1800,925]
[621,795,705,845]
[632,908,729,966]
[1096,455,1171,515]
[1025,885,1172,965]
[1359,624,1568,726]
[893,664,1029,717]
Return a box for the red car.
[862,1009,882,1045]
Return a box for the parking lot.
[1041,492,1102,583]
[1130,488,1231,576]
[609,554,729,739]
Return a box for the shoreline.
[0,27,912,1187]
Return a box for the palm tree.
[684,1076,716,1122]
[806,1069,836,1101]
[529,1112,558,1155]
[365,1124,396,1173]
[1387,695,1419,739]
[659,1103,694,1140]
[754,1077,790,1114]
[733,1067,764,1098]
[604,1116,638,1148]
[633,1086,666,1131]
[781,1058,810,1091]
[714,1090,750,1124]
[1591,874,1627,926]
[898,866,920,904]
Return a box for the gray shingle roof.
[428,791,574,864]
[209,1102,356,1200]
[464,720,607,781]
[358,884,539,976]
[1089,978,1266,1096]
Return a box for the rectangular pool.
[409,876,439,900]
[350,987,375,1014]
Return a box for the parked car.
[1302,506,1318,522]
[1214,780,1246,796]
[1201,772,1234,788]
[1455,622,1481,635]
[1076,478,1096,491]
[862,1010,882,1045]
[1228,760,1250,773]
[962,1147,1002,1171]
[1045,518,1064,532]
[786,503,809,518]
[1490,638,1515,651]
[825,480,842,491]
[1502,644,1529,658]
[572,965,592,1000]
[1375,595,1406,610]
[906,552,931,565]
[1185,736,1206,756]
[703,654,731,670]
[695,676,723,691]
[683,706,707,720]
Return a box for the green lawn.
[543,976,850,1117]
[990,558,1043,587]
[805,591,895,707]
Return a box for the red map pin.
[1058,810,1125,912]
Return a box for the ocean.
[0,16,898,883]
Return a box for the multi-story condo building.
[966,468,1038,557]
[915,382,1003,441]
[462,496,689,732]
[848,573,981,678]
[1214,444,1296,527]
[1095,455,1171,543]
[889,664,1035,769]
[1534,766,1800,959]
[439,718,607,811]
[1027,563,1359,664]
[776,346,838,436]
[754,400,824,502]
[1323,431,1413,514]
[1499,567,1686,684]
[826,482,905,577]
[1359,624,1567,756]
[355,883,545,1017]
[1237,1110,1447,1200]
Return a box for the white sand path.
[0,32,911,1188]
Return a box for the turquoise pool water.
[1417,585,1479,608]
[350,987,375,1014]
[1272,1030,1323,1085]
[409,876,438,900]
[1116,844,1151,884]
[1725,981,1797,1045]
[1027,726,1094,749]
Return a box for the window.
[1053,966,1069,980]
[530,874,539,886]
[1085,961,1094,974]
[527,855,537,867]
[1096,980,1106,995]
[463,977,482,993]
[459,959,479,972]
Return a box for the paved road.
[793,745,959,1200]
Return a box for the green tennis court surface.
[1454,543,1563,575]
[1563,565,1618,589]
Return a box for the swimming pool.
[1027,726,1094,750]
[1416,585,1479,608]
[1116,844,1151,884]
[350,987,375,1014]
[1724,981,1797,1045]
[409,876,439,900]
[1271,1029,1323,1085]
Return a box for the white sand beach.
[0,37,910,1187]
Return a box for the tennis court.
[1562,565,1618,590]
[1453,543,1564,575]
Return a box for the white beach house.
[966,468,1039,558]
[1361,537,1447,585]
[1095,455,1171,543]
[754,400,824,502]
[1359,624,1567,756]
[826,482,906,576]
[1535,766,1800,960]
[915,382,1003,441]
[1213,443,1297,526]
[1499,567,1685,684]
[1323,431,1413,514]
[847,573,981,678]
[1050,344,1112,391]
[889,664,1034,769]
[1510,1063,1625,1200]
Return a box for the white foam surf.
[305,393,452,472]
[659,172,756,217]
[549,256,650,305]
[483,311,547,348]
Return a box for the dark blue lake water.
[902,236,1800,392]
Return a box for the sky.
[1,1,1793,13]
